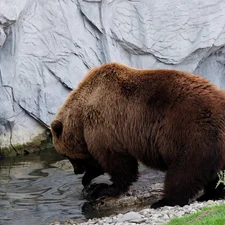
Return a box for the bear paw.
[196,194,211,202]
[86,183,122,199]
[151,199,168,209]
[85,183,110,199]
[151,197,188,208]
[197,193,225,202]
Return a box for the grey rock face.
[1,0,225,154]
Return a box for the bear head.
[50,119,93,175]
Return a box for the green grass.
[167,204,225,225]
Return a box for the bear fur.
[50,62,225,208]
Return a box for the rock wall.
[1,0,225,155]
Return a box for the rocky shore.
[51,200,225,225]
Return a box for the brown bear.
[50,62,225,208]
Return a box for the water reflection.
[0,149,86,225]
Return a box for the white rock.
[119,212,143,222]
[103,218,113,223]
[176,211,185,217]
[1,0,225,151]
[0,27,6,48]
[139,209,149,215]
[130,218,147,223]
[161,214,170,220]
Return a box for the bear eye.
[50,120,63,138]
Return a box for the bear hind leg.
[151,138,222,209]
[151,164,206,209]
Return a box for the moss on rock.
[0,129,53,157]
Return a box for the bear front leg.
[82,166,105,189]
[89,153,139,199]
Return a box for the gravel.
[52,200,225,225]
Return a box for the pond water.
[0,149,87,225]
[0,149,164,225]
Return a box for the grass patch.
[167,204,225,225]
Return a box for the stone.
[51,221,61,225]
[0,27,6,48]
[103,218,113,223]
[130,218,147,223]
[176,211,185,217]
[1,0,225,154]
[119,212,143,222]
[97,222,104,225]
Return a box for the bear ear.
[51,120,63,138]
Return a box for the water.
[0,149,164,225]
[0,149,87,225]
